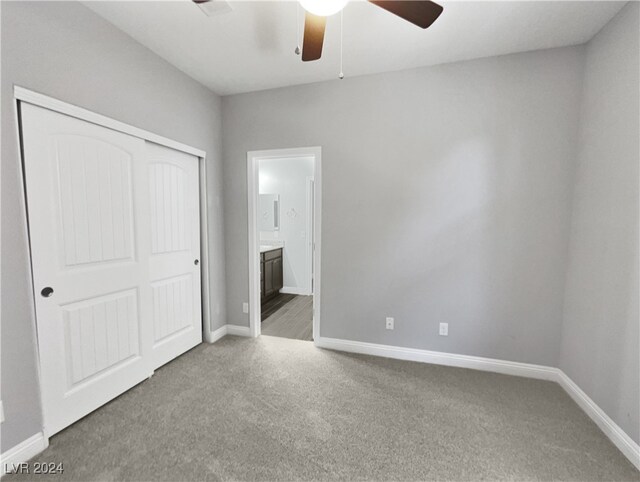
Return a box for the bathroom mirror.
[259,194,280,231]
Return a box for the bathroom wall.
[259,157,314,294]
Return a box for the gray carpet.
[9,336,639,481]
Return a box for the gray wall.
[559,2,640,444]
[0,1,226,452]
[222,46,585,366]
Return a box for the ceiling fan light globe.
[299,0,349,17]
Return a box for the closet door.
[21,103,154,436]
[147,143,202,369]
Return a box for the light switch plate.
[242,302,249,314]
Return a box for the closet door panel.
[21,103,153,436]
[147,142,202,369]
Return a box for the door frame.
[246,147,322,341]
[306,176,315,296]
[13,86,216,436]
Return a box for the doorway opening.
[247,147,321,342]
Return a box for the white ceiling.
[84,1,626,96]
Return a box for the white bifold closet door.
[21,103,202,437]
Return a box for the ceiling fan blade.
[302,12,327,62]
[368,1,443,29]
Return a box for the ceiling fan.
[298,0,443,61]
[193,0,443,62]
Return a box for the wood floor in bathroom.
[261,295,313,341]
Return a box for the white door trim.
[306,176,315,296]
[246,147,322,341]
[14,86,206,158]
[199,153,214,343]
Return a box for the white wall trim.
[315,336,640,470]
[556,371,640,470]
[305,176,315,296]
[13,86,206,158]
[315,336,559,380]
[1,432,49,475]
[208,325,228,344]
[198,152,214,343]
[247,147,322,341]
[226,325,252,337]
[247,151,261,339]
[206,324,252,341]
[9,83,50,469]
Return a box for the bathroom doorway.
[247,147,322,342]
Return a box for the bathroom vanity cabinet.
[261,248,283,302]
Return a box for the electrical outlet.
[439,323,449,336]
[386,317,394,330]
[242,302,249,314]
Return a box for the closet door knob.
[41,287,54,298]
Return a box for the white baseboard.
[315,336,559,380]
[1,432,48,475]
[207,325,251,343]
[208,324,228,343]
[556,371,640,470]
[315,336,639,470]
[206,324,253,343]
[280,286,311,296]
[226,325,252,337]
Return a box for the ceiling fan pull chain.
[295,3,301,55]
[339,9,344,79]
